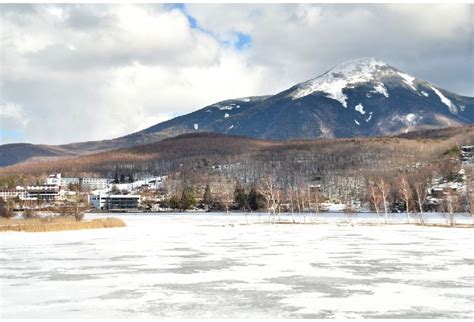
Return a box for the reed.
[0,217,126,232]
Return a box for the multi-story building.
[46,173,62,186]
[47,173,110,190]
[1,184,63,202]
[47,173,80,188]
[25,185,61,202]
[80,178,109,190]
[0,187,28,200]
[90,193,140,210]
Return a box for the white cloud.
[1,4,266,144]
[0,102,29,129]
[0,102,30,144]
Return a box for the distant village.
[0,172,162,212]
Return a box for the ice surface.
[430,86,458,114]
[1,213,473,318]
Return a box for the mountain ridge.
[1,125,472,180]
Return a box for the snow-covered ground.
[1,213,473,318]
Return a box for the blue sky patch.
[1,129,24,143]
[234,32,252,50]
[164,3,197,28]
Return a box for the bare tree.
[367,181,382,222]
[299,185,308,224]
[465,169,474,224]
[397,175,413,224]
[443,189,460,226]
[288,186,296,224]
[377,178,391,224]
[260,175,277,224]
[313,186,323,222]
[413,181,428,224]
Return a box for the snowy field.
[0,213,473,318]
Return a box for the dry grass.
[0,217,126,232]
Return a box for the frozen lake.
[1,213,473,318]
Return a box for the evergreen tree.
[248,187,265,211]
[120,174,125,183]
[0,197,14,218]
[203,184,213,206]
[110,185,120,194]
[129,173,135,183]
[114,172,119,184]
[180,187,196,210]
[234,183,248,210]
[169,195,181,209]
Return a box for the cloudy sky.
[1,3,472,145]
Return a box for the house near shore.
[0,185,62,202]
[90,193,141,211]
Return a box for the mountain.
[129,57,473,141]
[0,143,81,167]
[1,57,473,167]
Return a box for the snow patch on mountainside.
[421,91,429,97]
[194,123,199,130]
[372,83,389,97]
[216,103,240,111]
[319,121,335,138]
[430,86,458,114]
[355,103,366,115]
[365,112,373,122]
[291,58,387,107]
[397,72,417,91]
[224,113,229,118]
[406,113,417,125]
[354,119,360,126]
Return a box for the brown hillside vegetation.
[0,127,473,184]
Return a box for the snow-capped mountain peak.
[290,57,392,106]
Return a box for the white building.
[46,173,80,188]
[0,187,28,200]
[25,185,62,202]
[46,173,62,186]
[80,178,109,190]
[90,193,140,210]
